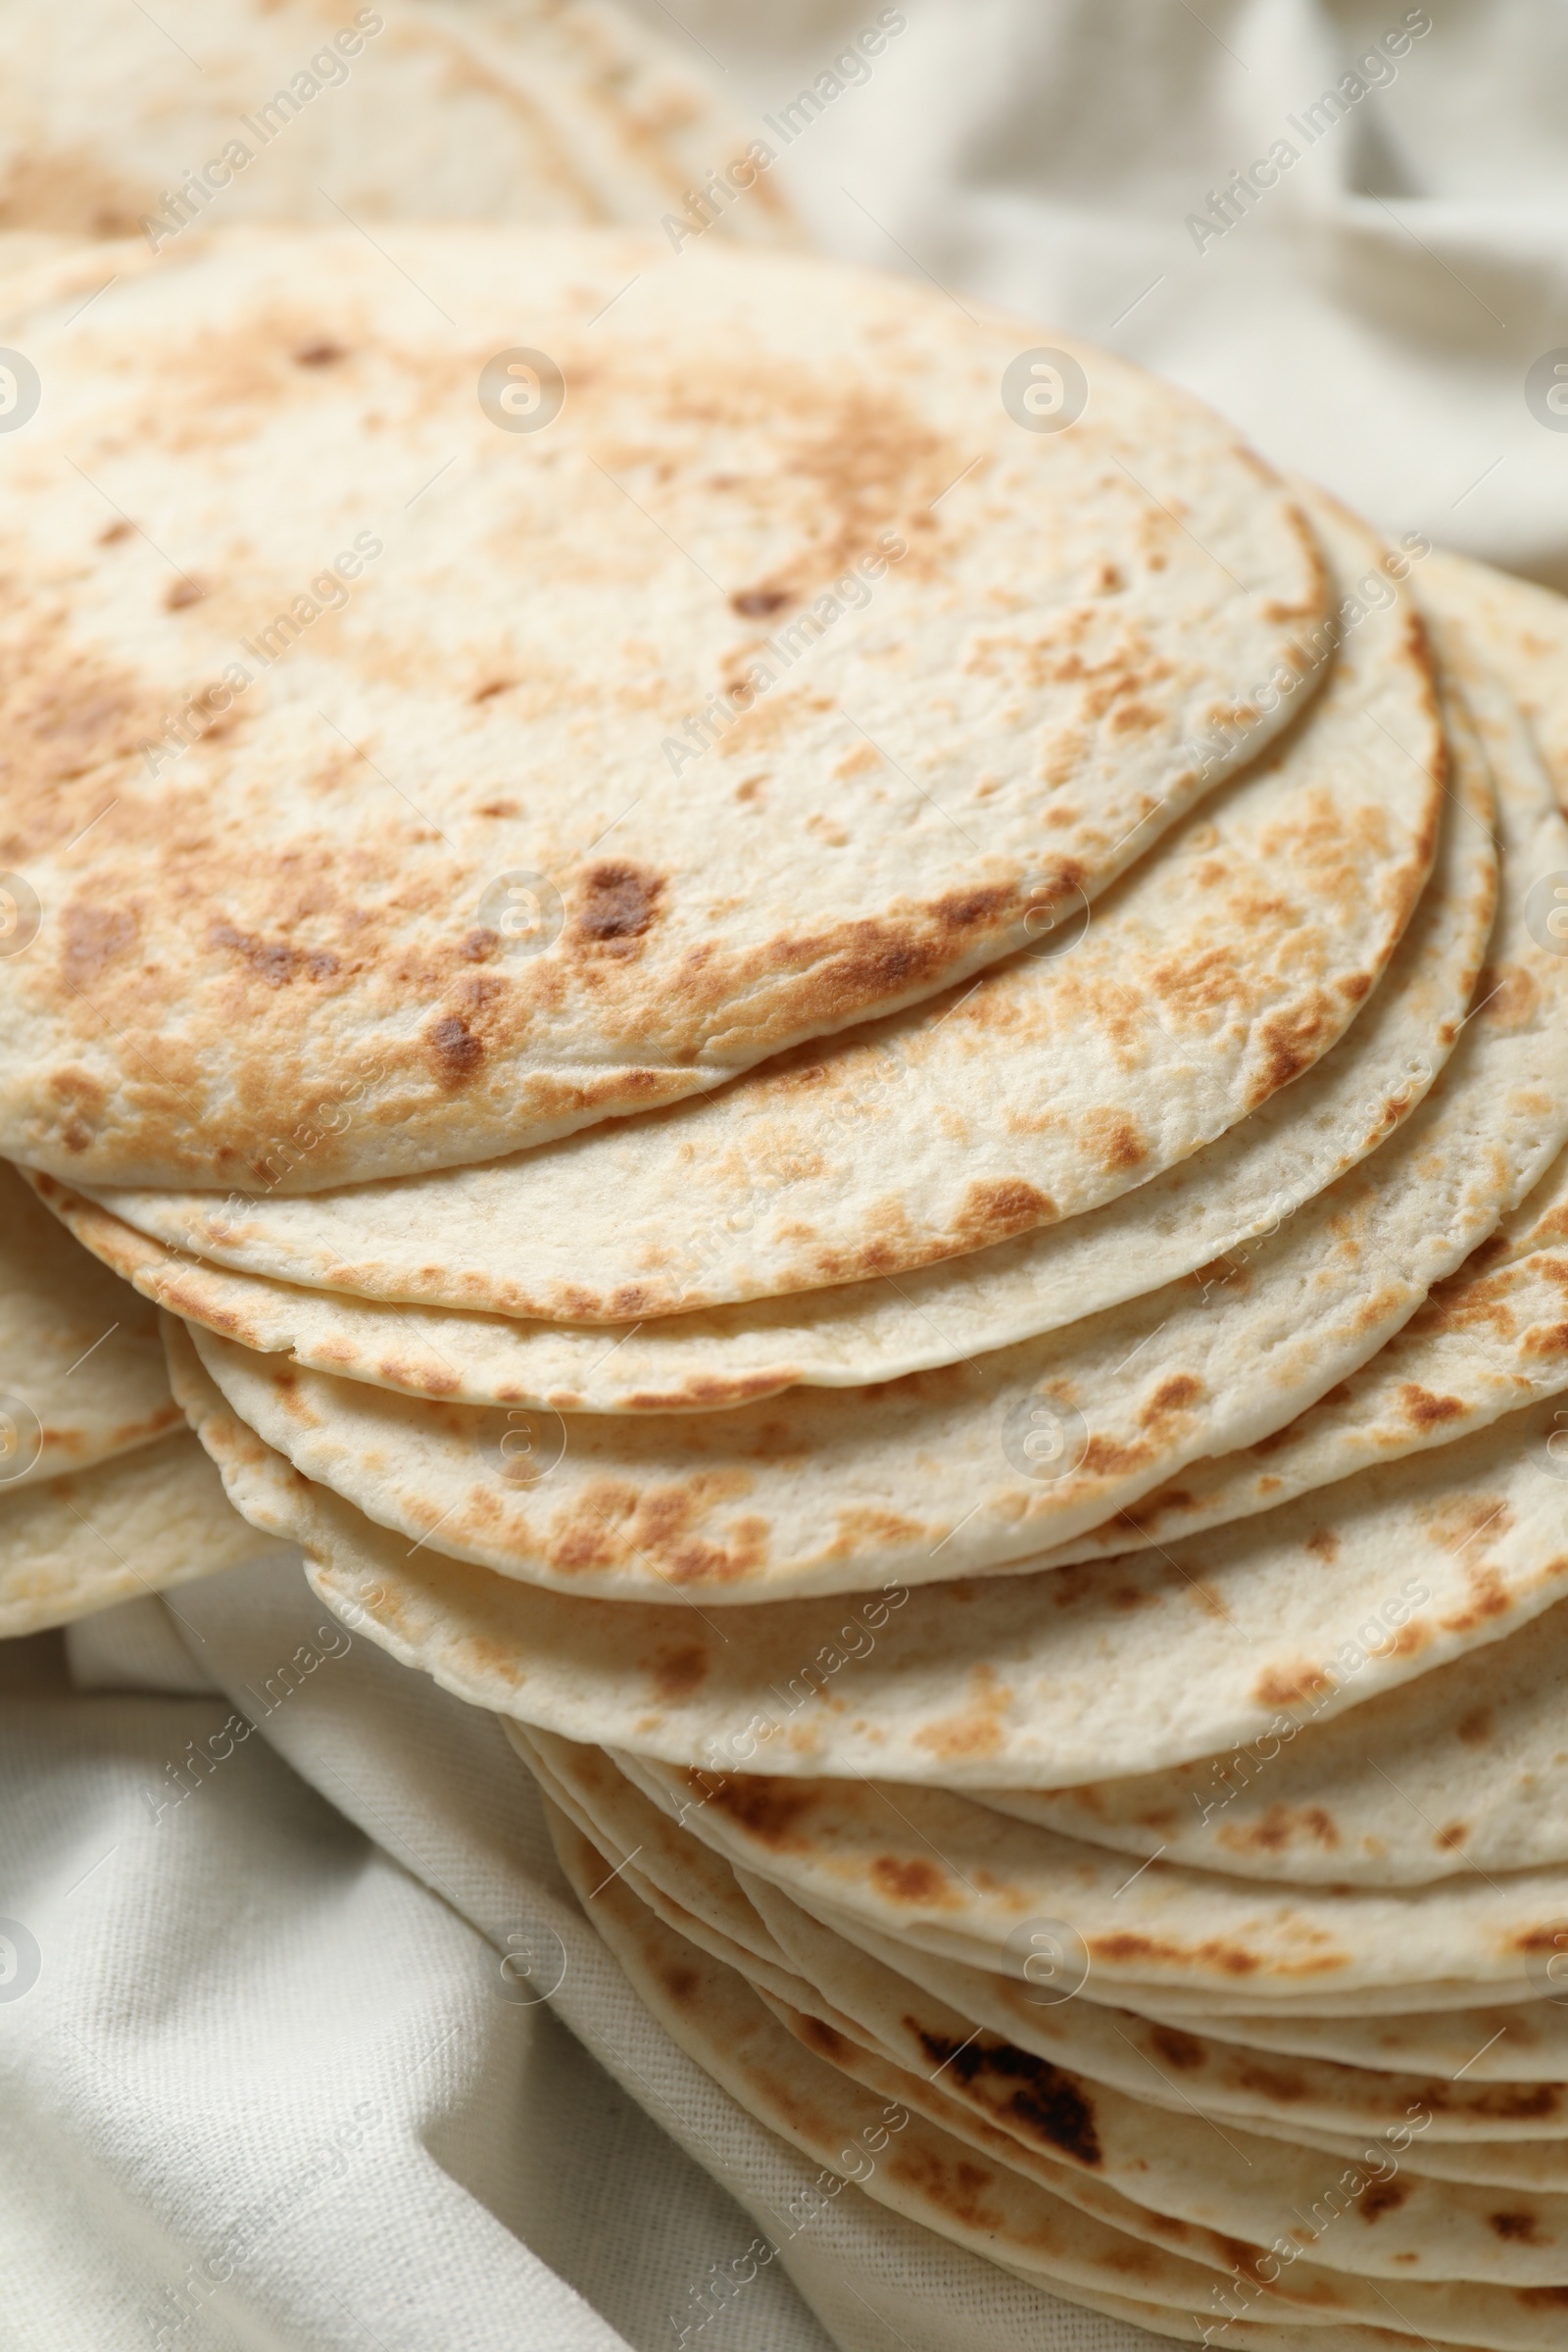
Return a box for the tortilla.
[0,1430,270,1635]
[1137,2002,1568,2088]
[0,1158,180,1486]
[0,228,1326,1193]
[980,1588,1568,1887]
[0,0,799,245]
[168,1318,1568,1797]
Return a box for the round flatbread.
[0,226,1329,1190]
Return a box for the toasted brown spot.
[798,2012,854,2063]
[1358,2179,1409,2222]
[97,520,131,545]
[1423,1494,1512,1554]
[1148,2026,1205,2071]
[1088,1931,1266,1976]
[577,862,663,943]
[1436,1822,1470,1850]
[706,1776,816,1849]
[1456,1706,1494,1746]
[294,341,347,367]
[650,1644,709,1702]
[164,577,207,611]
[208,922,340,988]
[1144,1374,1201,1421]
[425,1014,483,1085]
[1080,1107,1147,1175]
[869,1855,947,1904]
[933,883,1014,933]
[953,1176,1054,1248]
[1399,1384,1467,1429]
[1306,1529,1340,1563]
[1224,1803,1340,1857]
[1490,2210,1545,2244]
[1252,1662,1335,1709]
[731,588,790,617]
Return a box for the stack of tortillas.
[7,207,1568,2350]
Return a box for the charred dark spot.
[426,1014,483,1084]
[577,863,663,943]
[294,342,347,367]
[731,588,791,617]
[1491,2210,1545,2244]
[914,2027,1103,2167]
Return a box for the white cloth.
[8,4,1568,2344]
[4,1560,1147,2350]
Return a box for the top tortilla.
[0,224,1328,1189]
